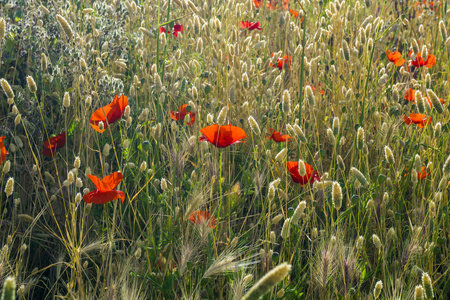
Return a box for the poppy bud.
[373,280,383,299]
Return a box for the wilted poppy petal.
[425,55,436,68]
[267,129,292,143]
[0,136,8,165]
[42,132,66,157]
[189,210,217,228]
[253,0,262,8]
[404,89,415,102]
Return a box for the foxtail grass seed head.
[422,272,434,299]
[76,178,83,188]
[326,128,336,144]
[98,121,105,132]
[425,73,431,89]
[372,234,382,249]
[5,177,14,197]
[281,218,290,239]
[248,116,261,135]
[374,280,383,299]
[26,76,37,93]
[416,91,426,114]
[1,78,14,99]
[268,184,276,201]
[282,90,291,114]
[161,178,168,191]
[293,124,307,143]
[272,214,283,225]
[332,182,343,211]
[305,85,315,106]
[384,145,394,165]
[356,236,364,250]
[414,154,422,173]
[367,38,373,53]
[56,14,73,40]
[342,39,350,61]
[140,161,147,172]
[351,167,368,187]
[442,155,450,176]
[242,263,291,300]
[434,122,441,138]
[1,276,16,300]
[63,92,70,108]
[332,117,340,136]
[298,159,306,176]
[337,155,345,170]
[275,148,287,162]
[414,285,424,300]
[74,156,81,169]
[441,20,448,41]
[291,201,306,225]
[356,127,365,150]
[217,106,228,125]
[0,18,5,40]
[387,227,396,242]
[3,160,10,174]
[412,38,420,54]
[427,89,444,114]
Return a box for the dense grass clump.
[0,0,450,298]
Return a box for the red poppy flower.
[170,104,195,126]
[159,24,184,37]
[404,166,430,181]
[402,113,432,128]
[289,9,302,19]
[42,132,66,157]
[270,54,292,70]
[90,95,129,133]
[310,84,325,95]
[189,210,217,229]
[253,0,262,8]
[286,161,321,186]
[267,129,292,143]
[83,172,125,204]
[386,50,405,67]
[404,89,416,102]
[199,124,246,148]
[239,21,262,31]
[0,136,8,165]
[408,51,436,68]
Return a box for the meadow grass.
[0,0,450,298]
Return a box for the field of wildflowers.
[1,0,450,298]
